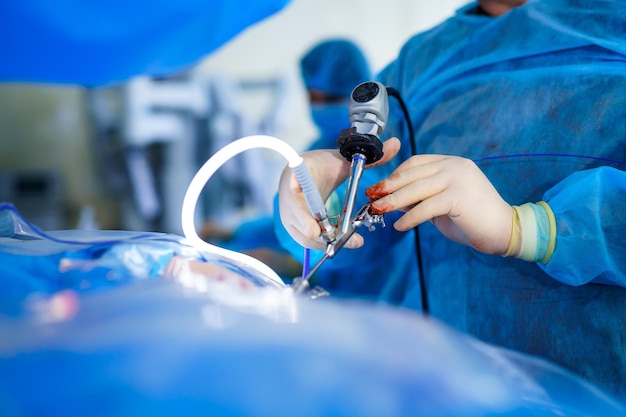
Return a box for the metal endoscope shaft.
[340,153,366,236]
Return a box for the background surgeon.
[300,38,372,150]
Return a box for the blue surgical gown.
[275,0,626,399]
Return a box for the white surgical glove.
[367,154,556,262]
[278,138,401,250]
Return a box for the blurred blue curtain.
[0,0,290,86]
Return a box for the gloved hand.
[278,138,401,250]
[366,154,514,255]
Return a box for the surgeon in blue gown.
[275,0,626,400]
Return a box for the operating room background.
[0,0,466,235]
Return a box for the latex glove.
[367,154,513,255]
[278,138,401,250]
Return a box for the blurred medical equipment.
[0,169,65,230]
[86,72,292,234]
[292,81,388,293]
[202,77,293,225]
[123,74,210,230]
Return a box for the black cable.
[385,86,429,316]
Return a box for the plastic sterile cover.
[0,203,285,316]
[0,203,625,416]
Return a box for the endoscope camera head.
[336,81,388,164]
[350,81,388,136]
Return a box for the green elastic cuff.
[514,202,555,264]
[537,201,556,264]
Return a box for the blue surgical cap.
[300,39,372,98]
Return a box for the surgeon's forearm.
[537,167,626,287]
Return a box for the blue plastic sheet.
[0,203,279,316]
[0,204,625,416]
[0,0,290,85]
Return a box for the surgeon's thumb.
[367,137,401,168]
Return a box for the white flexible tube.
[181,135,304,287]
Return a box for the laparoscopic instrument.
[180,81,390,294]
[291,81,389,294]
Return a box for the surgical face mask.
[310,101,350,148]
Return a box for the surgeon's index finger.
[367,155,450,214]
